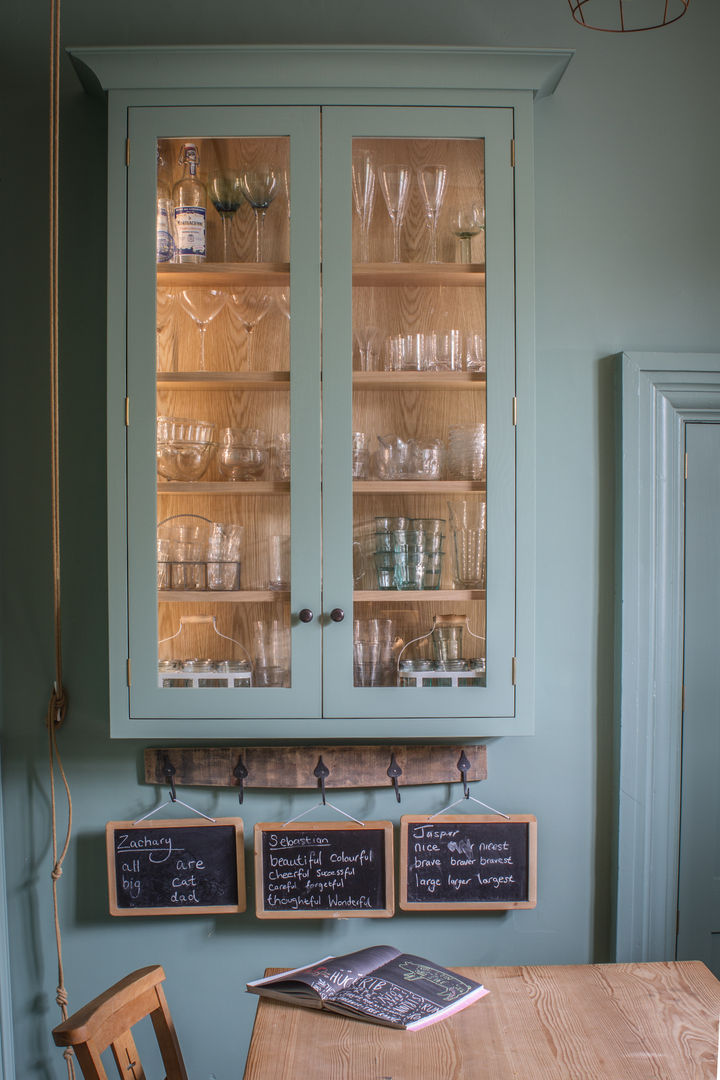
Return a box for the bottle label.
[156,200,175,263]
[174,206,206,258]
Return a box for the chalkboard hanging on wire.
[106,819,245,916]
[255,821,394,919]
[399,815,537,911]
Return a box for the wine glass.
[156,287,179,372]
[379,164,410,263]
[178,288,225,370]
[351,151,376,262]
[209,170,244,262]
[451,203,485,264]
[229,289,273,366]
[239,166,279,262]
[417,165,448,263]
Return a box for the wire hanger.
[283,756,365,826]
[134,755,215,824]
[429,751,510,820]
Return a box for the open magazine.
[246,944,488,1030]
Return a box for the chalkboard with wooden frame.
[254,821,394,919]
[106,818,245,916]
[399,814,537,911]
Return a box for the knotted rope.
[47,0,75,1072]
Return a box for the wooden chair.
[52,965,189,1079]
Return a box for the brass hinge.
[512,657,518,685]
[127,659,132,687]
[512,396,518,426]
[125,138,130,166]
[125,397,130,426]
[510,139,516,167]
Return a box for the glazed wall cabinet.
[70,46,571,738]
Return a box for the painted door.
[119,105,323,732]
[676,421,720,975]
[321,106,517,722]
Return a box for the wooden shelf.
[353,371,485,390]
[355,589,485,602]
[157,481,289,494]
[354,480,486,494]
[159,590,289,603]
[353,262,485,287]
[157,261,289,286]
[157,370,289,391]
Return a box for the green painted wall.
[3,2,719,1076]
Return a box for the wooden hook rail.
[144,745,487,792]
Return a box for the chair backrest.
[52,965,189,1080]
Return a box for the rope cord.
[48,0,75,1073]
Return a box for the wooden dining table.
[242,960,720,1078]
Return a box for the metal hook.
[387,753,402,803]
[314,756,330,805]
[457,750,472,799]
[233,754,249,805]
[163,755,177,803]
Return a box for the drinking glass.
[379,164,410,262]
[417,165,448,262]
[156,287,179,372]
[209,170,244,261]
[351,151,376,262]
[229,289,273,366]
[451,203,485,264]
[448,500,487,589]
[465,332,486,372]
[353,325,382,370]
[239,166,279,261]
[178,288,225,370]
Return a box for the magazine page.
[247,945,400,1001]
[327,953,487,1028]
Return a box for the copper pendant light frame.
[568,0,690,33]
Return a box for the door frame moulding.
[616,351,720,962]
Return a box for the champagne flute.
[239,166,279,262]
[156,287,179,372]
[379,164,410,263]
[417,165,448,263]
[451,203,485,264]
[351,151,376,262]
[209,170,244,262]
[178,288,225,370]
[229,289,273,366]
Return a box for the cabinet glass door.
[125,107,321,724]
[322,107,516,720]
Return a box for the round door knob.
[330,608,345,623]
[298,608,314,623]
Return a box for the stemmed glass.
[156,287,179,372]
[209,170,244,262]
[417,165,448,263]
[229,289,273,366]
[451,203,485,264]
[379,164,410,263]
[351,151,376,262]
[239,166,279,262]
[178,288,225,370]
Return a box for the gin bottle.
[172,143,207,263]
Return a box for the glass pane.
[351,137,487,690]
[155,136,292,690]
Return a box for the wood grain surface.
[242,961,720,1079]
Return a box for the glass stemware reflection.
[178,288,225,370]
[379,164,410,263]
[417,165,448,263]
[351,151,376,262]
[451,203,485,264]
[229,289,273,366]
[156,287,179,372]
[209,170,244,262]
[239,166,279,262]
